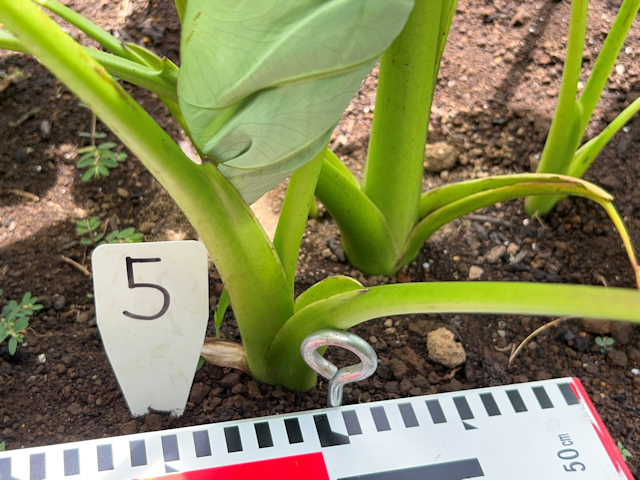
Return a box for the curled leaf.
[179,0,414,203]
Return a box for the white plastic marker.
[91,241,209,417]
[0,378,632,479]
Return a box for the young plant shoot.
[526,0,640,216]
[2,0,640,391]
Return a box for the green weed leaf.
[8,337,17,355]
[179,0,413,203]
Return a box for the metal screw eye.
[301,329,378,407]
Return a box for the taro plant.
[0,290,43,355]
[526,0,640,216]
[2,0,640,392]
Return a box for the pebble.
[388,358,408,379]
[116,188,130,199]
[66,403,82,416]
[384,327,396,335]
[468,265,484,280]
[139,221,156,234]
[40,120,51,139]
[119,420,137,435]
[486,245,506,264]
[383,319,393,328]
[189,382,211,404]
[608,350,628,367]
[53,295,66,311]
[581,318,611,335]
[610,322,633,345]
[145,413,163,431]
[427,327,466,368]
[220,372,240,388]
[424,142,459,172]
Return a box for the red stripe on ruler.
[570,378,633,479]
[139,452,330,480]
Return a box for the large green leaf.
[179,0,414,203]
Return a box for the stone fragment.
[608,350,628,367]
[427,327,466,368]
[53,295,66,311]
[610,322,633,345]
[468,265,484,280]
[582,318,611,335]
[486,245,506,264]
[139,221,155,234]
[119,420,137,435]
[116,188,130,199]
[424,142,459,172]
[66,403,82,416]
[189,382,212,404]
[220,372,240,388]
[388,358,409,380]
[145,413,163,431]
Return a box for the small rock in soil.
[383,381,399,394]
[189,382,211,404]
[327,237,346,262]
[608,350,628,367]
[423,142,459,172]
[377,364,392,380]
[412,374,429,388]
[426,327,466,368]
[145,414,163,431]
[220,372,240,388]
[388,358,409,379]
[468,265,484,280]
[572,335,590,352]
[66,402,82,416]
[627,348,640,363]
[53,295,66,311]
[486,245,506,264]
[408,319,438,337]
[119,420,137,435]
[582,318,611,335]
[610,322,633,345]
[139,221,156,234]
[116,188,130,199]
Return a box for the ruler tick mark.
[314,414,350,447]
[343,410,362,435]
[29,452,45,480]
[162,434,180,462]
[559,383,579,405]
[284,418,304,444]
[193,430,212,457]
[507,390,528,413]
[255,422,274,448]
[480,393,501,417]
[532,386,554,409]
[130,439,147,467]
[64,448,80,476]
[0,457,11,480]
[371,406,391,432]
[426,399,447,424]
[398,403,419,428]
[97,444,114,471]
[224,426,243,453]
[454,396,474,420]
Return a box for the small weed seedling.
[0,289,43,355]
[76,142,127,181]
[76,216,143,247]
[595,335,615,354]
[76,109,126,181]
[617,441,632,462]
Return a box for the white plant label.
[92,241,209,417]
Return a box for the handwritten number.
[123,257,170,320]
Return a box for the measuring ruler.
[0,377,632,479]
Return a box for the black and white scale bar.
[0,378,631,480]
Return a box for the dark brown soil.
[1,0,640,476]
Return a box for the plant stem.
[568,96,640,179]
[273,149,325,295]
[33,0,135,61]
[0,0,293,382]
[266,282,640,391]
[525,0,589,216]
[361,0,441,248]
[578,0,640,128]
[316,151,398,275]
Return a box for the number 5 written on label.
[122,256,170,320]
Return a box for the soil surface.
[2,0,640,475]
